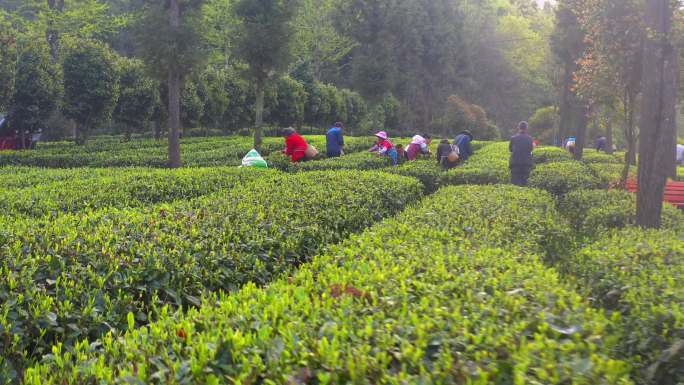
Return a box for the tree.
[290,0,357,81]
[574,0,644,177]
[0,13,16,112]
[180,78,205,130]
[46,0,65,62]
[271,75,306,127]
[529,106,559,143]
[636,0,678,229]
[62,39,119,144]
[551,0,590,158]
[137,0,206,167]
[232,0,299,150]
[9,41,60,147]
[341,89,367,132]
[114,57,159,141]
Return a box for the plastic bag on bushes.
[241,149,268,168]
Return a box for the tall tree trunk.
[574,103,589,160]
[46,0,64,63]
[636,0,677,229]
[254,78,265,151]
[558,61,575,146]
[606,107,614,154]
[167,0,182,168]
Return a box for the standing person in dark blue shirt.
[326,122,345,158]
[453,130,474,161]
[509,121,534,186]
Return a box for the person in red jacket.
[283,127,308,162]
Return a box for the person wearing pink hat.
[369,131,398,165]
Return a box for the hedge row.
[445,142,510,185]
[0,171,422,381]
[25,185,631,384]
[558,228,684,384]
[529,161,604,196]
[0,136,375,168]
[0,168,270,217]
[533,146,573,163]
[558,189,684,240]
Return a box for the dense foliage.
[559,229,684,384]
[558,189,684,240]
[25,186,632,384]
[0,170,421,380]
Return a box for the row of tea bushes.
[558,228,684,384]
[529,162,604,196]
[0,167,119,190]
[0,168,272,217]
[0,171,422,381]
[445,142,510,185]
[25,185,632,384]
[588,163,637,186]
[267,151,390,173]
[0,136,375,168]
[558,189,684,240]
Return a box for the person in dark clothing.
[326,122,345,157]
[436,139,459,170]
[395,144,408,164]
[595,136,607,152]
[509,121,534,186]
[453,130,473,161]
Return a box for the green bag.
[241,149,268,168]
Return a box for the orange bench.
[625,179,684,208]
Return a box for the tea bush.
[530,161,604,196]
[558,189,684,240]
[446,142,510,185]
[0,171,422,379]
[276,151,389,172]
[25,185,631,384]
[558,228,684,384]
[384,159,446,192]
[587,163,636,186]
[0,167,270,216]
[582,150,621,164]
[533,146,573,163]
[0,135,375,168]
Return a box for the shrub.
[288,152,389,172]
[0,171,422,376]
[25,185,630,385]
[0,135,367,168]
[558,189,684,240]
[445,142,510,185]
[587,163,636,185]
[558,228,684,384]
[528,106,558,143]
[533,146,572,164]
[0,167,269,217]
[384,159,446,192]
[581,150,621,164]
[529,161,603,196]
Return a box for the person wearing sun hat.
[369,131,398,166]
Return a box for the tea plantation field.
[0,136,682,385]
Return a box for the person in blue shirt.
[453,130,474,161]
[326,122,345,158]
